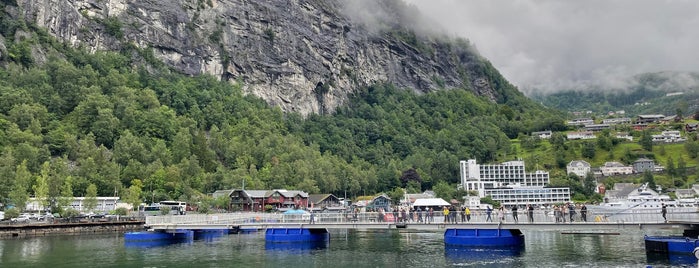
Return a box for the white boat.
[588,186,699,214]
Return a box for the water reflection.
[444,245,524,265]
[264,240,329,252]
[646,252,698,267]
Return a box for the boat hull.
[645,235,699,254]
[444,229,524,247]
[265,228,329,243]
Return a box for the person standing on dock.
[486,206,493,222]
[464,207,471,222]
[442,206,451,223]
[580,204,588,222]
[511,205,519,223]
[661,203,667,222]
[527,204,534,223]
[568,203,576,222]
[497,206,505,222]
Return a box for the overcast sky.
[404,0,699,95]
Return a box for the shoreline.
[0,220,145,239]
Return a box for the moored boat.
[444,228,524,247]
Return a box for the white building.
[600,162,633,176]
[567,118,594,126]
[652,131,685,143]
[567,160,591,178]
[615,132,633,141]
[531,130,552,139]
[459,159,570,206]
[567,131,596,140]
[26,197,120,212]
[602,118,632,125]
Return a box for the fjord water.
[0,229,690,267]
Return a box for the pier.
[144,211,699,232]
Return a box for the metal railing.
[145,210,694,227]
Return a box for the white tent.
[412,198,450,207]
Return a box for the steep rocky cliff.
[7,0,503,115]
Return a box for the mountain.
[0,0,571,208]
[4,0,524,116]
[532,72,699,117]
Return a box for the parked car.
[11,215,31,223]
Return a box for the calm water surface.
[0,228,694,268]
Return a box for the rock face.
[12,0,500,115]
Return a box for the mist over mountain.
[532,71,699,116]
[405,0,699,95]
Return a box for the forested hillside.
[0,1,568,213]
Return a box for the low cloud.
[404,0,699,95]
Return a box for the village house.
[600,162,633,176]
[584,124,611,132]
[567,160,591,178]
[531,130,552,139]
[615,132,633,141]
[636,114,666,124]
[602,117,632,125]
[652,130,686,143]
[307,194,343,212]
[567,131,596,140]
[229,189,309,212]
[633,158,656,173]
[567,118,594,126]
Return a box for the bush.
[160,206,171,215]
[4,208,20,220]
[113,207,128,216]
[62,208,80,218]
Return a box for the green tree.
[9,160,31,211]
[666,156,676,177]
[387,187,404,205]
[33,161,50,211]
[684,141,699,158]
[84,183,98,212]
[643,171,657,192]
[57,176,74,212]
[583,172,596,196]
[0,150,16,206]
[433,181,455,201]
[581,141,596,159]
[125,179,143,211]
[677,157,688,181]
[640,130,653,152]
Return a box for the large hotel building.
[460,159,571,206]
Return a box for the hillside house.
[636,114,665,124]
[567,160,591,178]
[567,118,594,126]
[567,131,595,140]
[600,162,633,176]
[615,132,633,141]
[602,118,632,125]
[584,124,610,132]
[652,130,685,143]
[531,130,552,139]
[633,158,655,173]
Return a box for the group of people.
[361,202,601,224]
[485,204,536,223]
[552,202,588,223]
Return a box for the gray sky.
[404,0,699,95]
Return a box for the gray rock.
[14,0,499,115]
